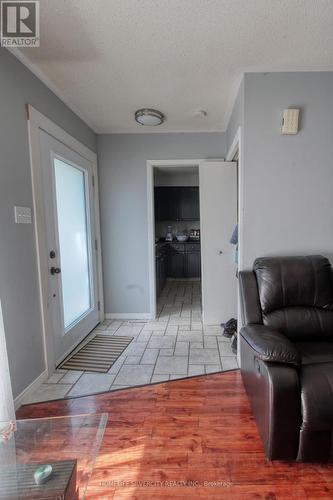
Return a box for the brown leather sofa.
[239,255,333,462]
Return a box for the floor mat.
[59,334,133,373]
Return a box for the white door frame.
[226,126,243,366]
[27,105,104,375]
[147,158,224,319]
[226,126,243,270]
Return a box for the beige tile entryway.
[23,280,238,404]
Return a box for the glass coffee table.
[0,413,108,499]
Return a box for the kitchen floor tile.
[23,383,72,404]
[151,374,170,383]
[174,342,189,356]
[148,336,176,349]
[59,370,83,384]
[114,365,154,386]
[46,372,66,384]
[154,355,188,375]
[68,373,116,397]
[205,365,222,374]
[188,365,205,376]
[189,348,221,365]
[141,348,159,364]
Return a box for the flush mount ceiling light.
[193,109,207,118]
[135,108,165,126]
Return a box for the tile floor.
[23,280,238,404]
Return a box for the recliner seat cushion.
[301,362,333,431]
[295,342,333,365]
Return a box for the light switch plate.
[14,206,32,224]
[281,109,299,135]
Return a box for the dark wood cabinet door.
[167,252,185,278]
[154,188,160,220]
[155,187,199,221]
[168,188,179,220]
[178,187,200,220]
[185,252,201,278]
[154,187,172,220]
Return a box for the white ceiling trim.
[8,48,99,133]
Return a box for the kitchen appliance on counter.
[189,229,200,240]
[165,225,173,242]
[176,234,188,242]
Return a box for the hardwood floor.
[17,370,333,499]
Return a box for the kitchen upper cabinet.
[154,187,199,221]
[178,187,200,220]
[155,187,174,221]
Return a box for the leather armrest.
[240,325,300,366]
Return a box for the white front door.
[199,161,237,324]
[39,130,99,364]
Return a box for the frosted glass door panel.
[54,158,91,329]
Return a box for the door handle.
[50,267,61,275]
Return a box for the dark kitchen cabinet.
[156,244,167,297]
[167,251,185,278]
[178,187,200,220]
[185,251,201,278]
[155,187,170,221]
[166,242,200,279]
[154,187,199,221]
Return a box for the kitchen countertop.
[156,239,200,244]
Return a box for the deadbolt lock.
[50,267,61,275]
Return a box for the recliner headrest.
[253,255,333,314]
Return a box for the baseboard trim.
[14,369,48,410]
[105,312,152,320]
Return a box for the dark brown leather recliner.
[239,255,333,462]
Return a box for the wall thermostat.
[281,109,300,135]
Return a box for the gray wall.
[0,49,96,398]
[154,169,199,186]
[241,72,333,268]
[98,133,226,314]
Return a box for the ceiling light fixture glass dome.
[135,108,165,126]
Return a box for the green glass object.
[34,464,53,485]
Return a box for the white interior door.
[199,161,237,324]
[39,130,99,364]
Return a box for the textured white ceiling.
[15,0,333,133]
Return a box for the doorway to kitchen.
[147,159,238,325]
[154,166,201,315]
